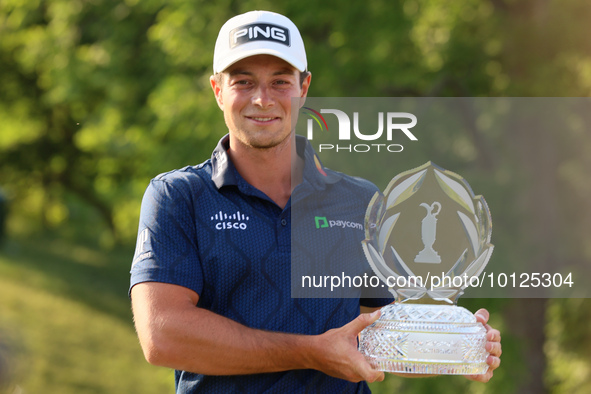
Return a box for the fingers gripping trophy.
[358,162,494,375]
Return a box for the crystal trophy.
[358,162,494,375]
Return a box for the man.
[130,10,501,393]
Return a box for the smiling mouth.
[247,116,279,122]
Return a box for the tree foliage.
[2,1,591,393]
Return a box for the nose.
[252,85,274,108]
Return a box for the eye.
[229,78,252,87]
[273,79,292,87]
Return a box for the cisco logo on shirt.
[211,210,250,230]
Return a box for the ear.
[298,72,312,108]
[210,74,224,110]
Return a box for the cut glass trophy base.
[359,303,489,375]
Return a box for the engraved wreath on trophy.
[362,161,493,304]
[358,162,494,375]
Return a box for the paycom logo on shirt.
[315,216,363,230]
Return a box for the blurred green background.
[1,0,591,393]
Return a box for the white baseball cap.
[213,10,307,73]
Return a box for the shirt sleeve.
[129,177,203,297]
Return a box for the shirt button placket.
[277,216,290,249]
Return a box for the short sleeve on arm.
[129,177,203,296]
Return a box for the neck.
[228,134,304,209]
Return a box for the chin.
[248,140,283,150]
[241,132,291,150]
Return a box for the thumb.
[348,309,382,335]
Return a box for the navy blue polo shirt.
[130,135,392,393]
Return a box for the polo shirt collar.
[210,134,341,190]
[211,135,236,189]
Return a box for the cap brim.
[214,47,306,73]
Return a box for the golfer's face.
[214,55,309,150]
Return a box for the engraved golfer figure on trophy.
[415,202,442,264]
[358,162,494,375]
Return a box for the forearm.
[132,282,321,375]
[144,305,316,375]
[132,282,384,382]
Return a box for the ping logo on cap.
[229,23,291,48]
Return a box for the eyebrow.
[228,68,296,77]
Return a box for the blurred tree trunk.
[501,102,558,394]
[505,300,548,394]
[493,1,562,392]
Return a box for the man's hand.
[465,308,502,383]
[310,310,385,383]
